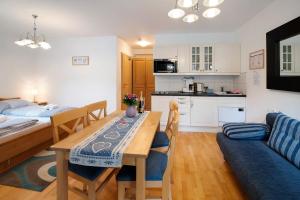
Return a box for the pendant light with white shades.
[177,0,199,8]
[202,8,221,18]
[203,0,224,7]
[168,0,224,23]
[168,0,185,19]
[15,15,51,50]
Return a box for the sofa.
[217,113,300,200]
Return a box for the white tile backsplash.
[155,75,247,94]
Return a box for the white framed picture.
[72,56,89,65]
[249,49,264,70]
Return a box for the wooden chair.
[51,107,115,200]
[51,107,88,143]
[151,100,179,153]
[116,112,179,200]
[86,101,107,125]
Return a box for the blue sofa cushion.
[117,150,167,181]
[267,113,300,169]
[68,162,106,181]
[217,133,300,200]
[266,112,280,130]
[222,123,270,140]
[151,131,169,148]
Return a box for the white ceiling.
[0,0,274,48]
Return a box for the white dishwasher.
[218,106,246,126]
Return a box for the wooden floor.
[0,133,246,200]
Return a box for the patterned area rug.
[0,150,56,192]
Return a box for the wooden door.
[132,56,155,111]
[133,58,146,88]
[121,53,132,110]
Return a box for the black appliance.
[154,59,177,73]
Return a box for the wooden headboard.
[0,97,20,101]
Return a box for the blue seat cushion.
[68,162,106,181]
[117,150,168,181]
[217,132,300,200]
[222,123,270,140]
[151,131,169,148]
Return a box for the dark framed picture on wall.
[72,56,89,65]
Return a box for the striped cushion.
[267,114,300,169]
[222,123,270,140]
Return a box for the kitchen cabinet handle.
[178,97,186,100]
[180,113,186,116]
[178,102,186,104]
[191,100,194,108]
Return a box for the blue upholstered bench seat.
[68,162,106,181]
[117,150,168,181]
[151,131,169,148]
[217,133,300,200]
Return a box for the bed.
[0,98,69,173]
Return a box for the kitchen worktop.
[152,91,247,97]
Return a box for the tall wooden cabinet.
[132,56,155,111]
[121,53,132,110]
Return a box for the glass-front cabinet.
[191,46,201,72]
[280,44,294,73]
[203,45,214,72]
[190,45,214,73]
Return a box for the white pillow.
[0,115,7,123]
[1,99,33,109]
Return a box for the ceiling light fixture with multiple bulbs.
[168,0,224,23]
[15,15,51,50]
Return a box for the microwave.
[154,59,178,73]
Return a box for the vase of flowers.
[123,94,138,118]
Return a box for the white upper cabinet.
[153,46,178,59]
[214,44,241,74]
[203,45,214,72]
[153,43,241,75]
[190,45,214,73]
[177,45,190,73]
[190,45,202,72]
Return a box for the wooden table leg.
[156,122,160,132]
[56,150,68,200]
[136,157,146,200]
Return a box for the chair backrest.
[86,100,107,125]
[165,100,179,139]
[51,107,87,143]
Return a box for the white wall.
[35,36,119,113]
[238,0,300,121]
[0,37,37,100]
[155,32,240,46]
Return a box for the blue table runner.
[69,112,149,167]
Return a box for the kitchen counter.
[152,91,246,97]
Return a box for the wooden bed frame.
[0,98,54,173]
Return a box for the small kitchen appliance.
[182,77,194,93]
[196,83,204,92]
[154,59,177,73]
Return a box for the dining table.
[51,110,162,200]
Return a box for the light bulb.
[183,14,199,23]
[203,8,221,18]
[177,0,198,8]
[168,8,185,19]
[203,0,224,7]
